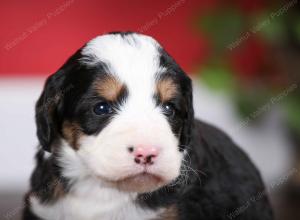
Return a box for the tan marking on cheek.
[94,76,124,101]
[62,121,83,150]
[157,78,178,102]
[52,178,65,199]
[159,205,179,220]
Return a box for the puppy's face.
[36,32,193,193]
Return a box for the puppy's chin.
[98,173,168,193]
[115,173,165,193]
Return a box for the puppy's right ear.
[35,71,66,152]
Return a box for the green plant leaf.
[284,97,300,133]
[198,9,245,52]
[200,65,236,93]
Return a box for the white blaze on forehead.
[81,34,165,106]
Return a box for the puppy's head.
[36,32,193,193]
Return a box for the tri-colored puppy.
[23,32,273,220]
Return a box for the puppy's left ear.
[35,70,66,152]
[179,76,194,151]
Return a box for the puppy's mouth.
[100,172,165,193]
[116,172,164,193]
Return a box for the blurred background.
[0,0,299,219]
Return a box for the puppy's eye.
[162,103,175,117]
[94,102,112,115]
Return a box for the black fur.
[155,70,194,152]
[35,49,126,152]
[138,120,273,219]
[24,32,273,220]
[23,206,41,220]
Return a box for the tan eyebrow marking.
[157,77,178,102]
[94,75,124,101]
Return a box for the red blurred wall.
[0,0,214,76]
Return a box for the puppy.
[23,32,273,220]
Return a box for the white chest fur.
[30,179,161,220]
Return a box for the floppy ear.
[179,77,194,151]
[35,71,66,152]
